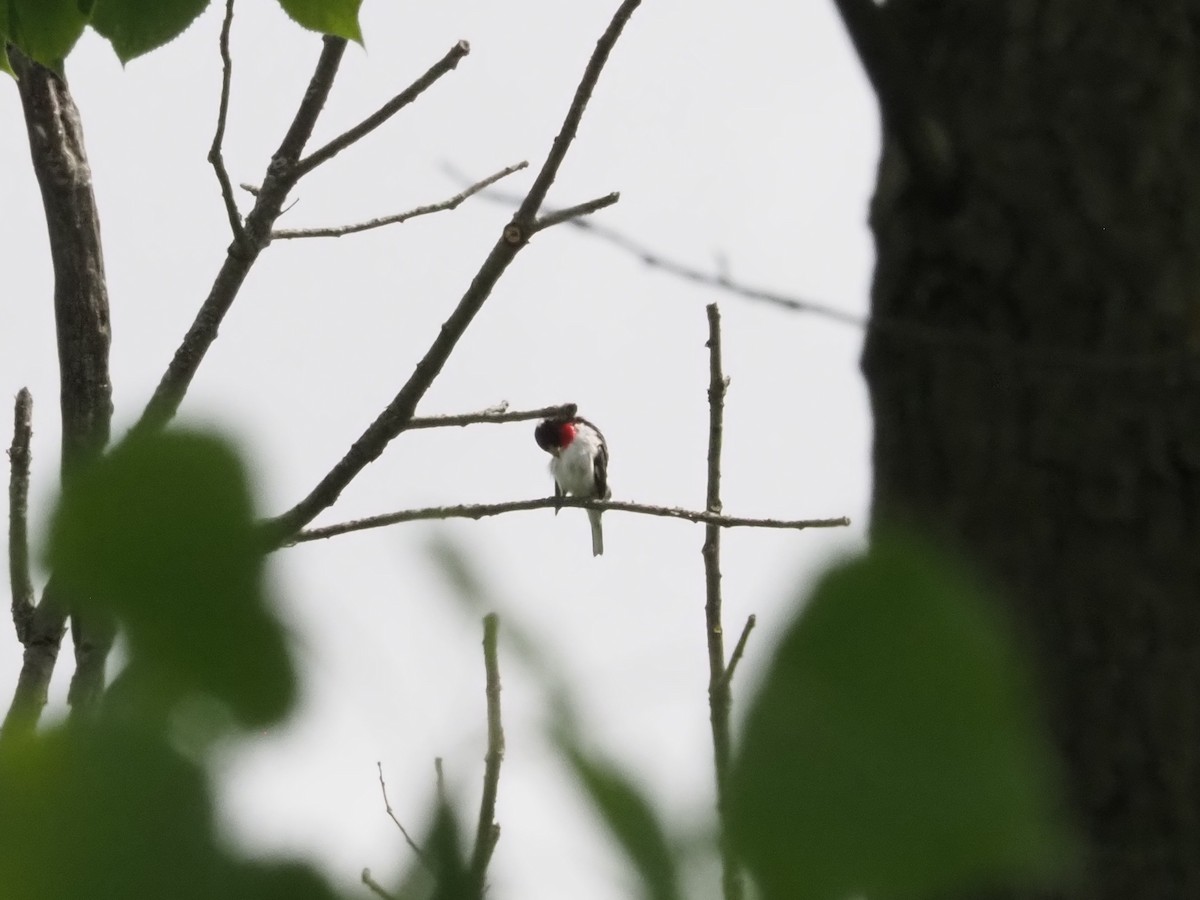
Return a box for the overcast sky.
[1,2,877,897]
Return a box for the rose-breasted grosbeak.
[534,416,610,556]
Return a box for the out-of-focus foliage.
[728,534,1078,900]
[47,429,294,728]
[0,0,363,68]
[0,429,345,900]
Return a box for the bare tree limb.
[272,160,528,240]
[700,304,743,900]
[377,762,428,864]
[514,1,640,225]
[719,614,756,691]
[470,613,505,894]
[295,41,471,178]
[455,175,862,325]
[2,580,68,740]
[405,401,576,430]
[135,35,350,434]
[8,389,33,643]
[530,191,620,233]
[208,0,245,245]
[283,498,850,546]
[361,869,398,900]
[10,47,115,723]
[268,0,643,541]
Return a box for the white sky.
[0,1,878,897]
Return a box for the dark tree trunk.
[861,2,1200,897]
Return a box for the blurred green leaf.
[276,0,362,43]
[47,429,295,728]
[228,859,343,900]
[0,723,221,900]
[564,744,680,900]
[89,0,209,63]
[730,534,1076,900]
[5,0,87,66]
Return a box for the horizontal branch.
[296,40,471,177]
[272,161,528,240]
[284,498,850,546]
[530,191,619,233]
[405,402,576,430]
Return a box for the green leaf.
[89,0,209,63]
[276,0,362,43]
[729,534,1078,900]
[564,744,680,900]
[0,724,222,900]
[5,0,88,65]
[46,428,296,728]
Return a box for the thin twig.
[284,498,850,546]
[295,41,471,178]
[405,401,576,430]
[530,191,620,233]
[470,614,505,893]
[701,304,743,900]
[8,389,33,643]
[361,869,398,900]
[208,0,245,245]
[377,762,428,864]
[268,0,643,541]
[457,176,861,324]
[134,36,349,435]
[719,614,756,690]
[273,161,528,240]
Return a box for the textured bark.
[7,49,114,728]
[863,2,1200,897]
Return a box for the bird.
[534,416,610,556]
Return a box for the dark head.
[534,418,576,455]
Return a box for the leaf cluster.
[0,0,362,70]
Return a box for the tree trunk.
[861,3,1200,897]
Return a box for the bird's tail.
[588,509,604,557]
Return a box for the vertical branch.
[208,0,246,244]
[701,303,742,900]
[10,48,115,725]
[8,389,34,641]
[471,613,505,894]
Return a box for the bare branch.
[272,161,528,240]
[470,613,505,893]
[135,36,349,435]
[701,304,743,900]
[406,401,576,430]
[377,762,428,864]
[208,0,245,245]
[295,41,471,178]
[719,614,757,691]
[2,579,68,739]
[361,869,397,900]
[515,0,642,224]
[455,175,861,325]
[530,191,620,233]
[8,389,33,643]
[10,47,115,723]
[283,498,850,546]
[268,0,646,541]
